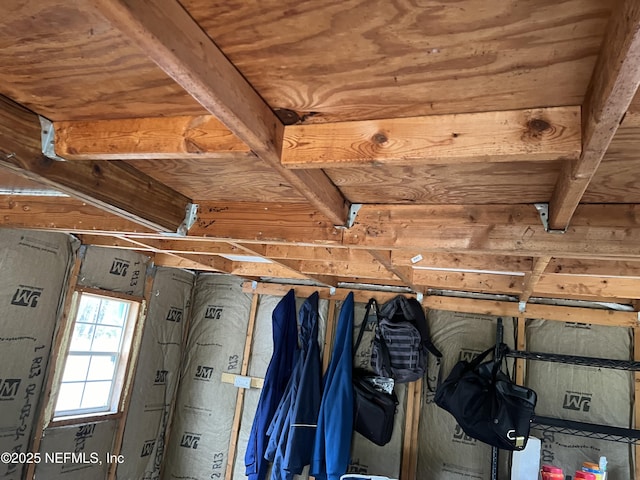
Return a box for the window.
[54,291,140,419]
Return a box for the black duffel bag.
[434,343,537,451]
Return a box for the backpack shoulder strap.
[404,297,443,359]
[353,298,378,358]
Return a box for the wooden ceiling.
[1,0,640,307]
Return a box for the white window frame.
[51,288,141,422]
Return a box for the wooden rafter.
[282,107,580,168]
[549,0,640,229]
[520,256,552,303]
[55,116,252,160]
[0,96,191,232]
[367,250,415,287]
[89,0,349,225]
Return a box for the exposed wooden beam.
[193,202,343,245]
[55,116,252,160]
[423,296,636,327]
[90,0,349,225]
[341,204,640,259]
[154,252,233,273]
[0,195,153,234]
[368,250,415,287]
[0,95,191,232]
[281,258,399,281]
[549,0,640,229]
[77,234,156,251]
[282,107,580,169]
[243,281,637,327]
[534,273,640,300]
[231,242,337,287]
[520,256,552,303]
[412,270,524,295]
[548,258,640,277]
[393,251,533,274]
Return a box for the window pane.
[56,383,84,412]
[69,323,95,351]
[91,326,123,352]
[98,299,129,327]
[87,355,116,381]
[62,355,90,382]
[81,381,112,409]
[76,295,100,324]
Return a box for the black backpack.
[371,295,442,383]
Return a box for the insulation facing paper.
[117,267,195,480]
[34,420,117,479]
[77,245,150,297]
[0,229,76,480]
[417,310,515,480]
[165,274,251,480]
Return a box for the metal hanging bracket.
[336,203,362,229]
[518,300,527,313]
[176,203,198,236]
[39,116,65,161]
[534,203,567,234]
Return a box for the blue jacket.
[267,292,322,479]
[310,292,354,480]
[245,289,299,480]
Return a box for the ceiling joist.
[549,0,640,229]
[0,95,191,232]
[89,0,349,225]
[55,116,252,160]
[282,107,580,169]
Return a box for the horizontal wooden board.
[392,252,533,273]
[0,195,153,233]
[324,160,560,204]
[282,107,580,168]
[55,116,250,160]
[412,270,524,294]
[183,0,609,121]
[127,158,305,202]
[192,202,343,244]
[0,0,205,121]
[243,282,637,327]
[535,273,640,299]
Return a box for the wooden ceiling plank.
[549,0,640,229]
[55,116,252,160]
[0,95,190,232]
[282,107,580,169]
[90,0,349,225]
[0,195,153,234]
[520,256,552,303]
